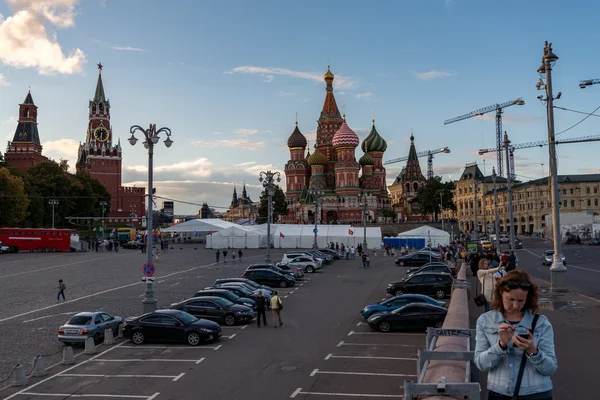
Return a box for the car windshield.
[214,297,235,307]
[221,291,239,300]
[173,311,198,325]
[546,251,554,256]
[68,315,92,325]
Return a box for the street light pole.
[309,188,324,249]
[358,190,370,252]
[472,181,480,241]
[537,41,567,291]
[504,132,516,254]
[492,167,501,256]
[99,201,107,237]
[259,170,281,262]
[48,199,59,229]
[439,190,444,232]
[129,124,173,313]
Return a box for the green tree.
[257,184,287,224]
[413,177,456,221]
[0,167,30,226]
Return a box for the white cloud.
[279,91,296,96]
[234,161,256,167]
[126,158,214,178]
[414,70,457,81]
[190,139,265,149]
[212,131,222,135]
[111,46,145,52]
[356,92,374,99]
[338,91,345,95]
[3,116,18,125]
[263,74,274,83]
[42,138,79,168]
[233,128,258,136]
[228,66,359,89]
[0,0,86,75]
[0,73,8,85]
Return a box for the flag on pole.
[349,229,354,235]
[92,227,96,232]
[280,232,285,238]
[209,230,212,236]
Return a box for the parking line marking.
[356,322,363,326]
[349,331,423,336]
[326,355,417,361]
[348,331,354,336]
[22,312,78,324]
[214,344,222,351]
[311,370,416,378]
[290,389,402,398]
[90,358,202,363]
[336,341,344,347]
[196,357,205,364]
[60,373,182,380]
[336,341,416,348]
[16,393,154,399]
[119,345,219,350]
[283,295,289,299]
[226,334,237,339]
[241,325,248,330]
[173,373,185,382]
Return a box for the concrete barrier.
[104,328,114,345]
[83,337,97,355]
[31,356,46,377]
[62,346,75,365]
[11,365,27,387]
[421,262,471,400]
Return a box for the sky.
[1,0,600,215]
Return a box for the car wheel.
[394,289,403,296]
[306,265,315,273]
[93,333,102,345]
[131,331,145,345]
[435,290,446,299]
[434,321,443,328]
[37,247,43,253]
[187,332,201,346]
[114,323,123,337]
[399,261,405,266]
[378,321,391,332]
[279,280,288,288]
[224,314,236,326]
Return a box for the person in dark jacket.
[255,291,267,328]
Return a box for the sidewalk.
[468,272,600,399]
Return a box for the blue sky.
[1,0,600,214]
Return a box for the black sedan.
[406,263,456,278]
[192,289,256,309]
[123,310,221,346]
[170,296,254,326]
[367,303,448,332]
[395,252,440,267]
[386,272,453,299]
[242,269,296,288]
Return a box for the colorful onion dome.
[359,153,374,166]
[287,122,307,148]
[307,147,328,166]
[324,66,334,81]
[332,120,360,148]
[361,120,387,153]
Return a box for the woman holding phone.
[474,270,557,399]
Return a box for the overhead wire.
[554,104,600,136]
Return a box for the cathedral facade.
[75,64,145,224]
[283,67,391,224]
[224,184,258,222]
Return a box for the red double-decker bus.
[0,228,73,252]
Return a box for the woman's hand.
[498,323,514,348]
[513,331,537,353]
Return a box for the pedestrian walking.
[255,291,267,328]
[345,247,350,260]
[232,251,236,264]
[57,279,66,302]
[474,270,557,400]
[477,258,501,312]
[238,249,243,263]
[222,248,227,263]
[215,249,220,263]
[350,246,355,260]
[361,253,367,268]
[365,253,370,268]
[270,291,284,328]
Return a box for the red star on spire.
[97,63,103,71]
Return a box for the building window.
[570,188,574,195]
[562,189,566,195]
[563,200,567,207]
[587,199,591,207]
[570,200,575,207]
[540,201,544,208]
[596,199,599,206]
[587,187,591,194]
[595,187,598,194]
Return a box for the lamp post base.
[550,263,567,292]
[142,283,158,313]
[264,254,271,263]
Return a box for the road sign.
[142,216,147,227]
[313,228,318,234]
[142,261,156,277]
[142,276,155,283]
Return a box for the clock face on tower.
[94,127,109,142]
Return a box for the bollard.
[62,346,75,365]
[12,365,28,387]
[31,356,46,377]
[84,337,97,355]
[104,328,114,345]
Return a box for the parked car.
[541,250,566,266]
[395,252,440,267]
[319,248,341,259]
[306,250,333,264]
[58,312,122,345]
[192,288,256,309]
[245,264,296,280]
[367,303,448,332]
[0,242,11,254]
[588,238,600,246]
[207,285,258,303]
[123,310,221,345]
[213,282,273,302]
[122,240,143,249]
[281,252,323,267]
[386,272,454,299]
[275,263,304,279]
[406,263,456,278]
[242,269,296,288]
[284,256,322,273]
[170,296,254,326]
[509,238,523,250]
[360,294,445,319]
[213,278,273,294]
[480,240,493,250]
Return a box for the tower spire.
[94,63,106,103]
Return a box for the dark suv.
[386,272,453,299]
[242,269,296,288]
[170,296,254,326]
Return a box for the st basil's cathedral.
[283,67,392,224]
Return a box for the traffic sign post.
[142,261,156,277]
[313,228,318,234]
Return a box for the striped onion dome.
[332,120,360,148]
[359,153,374,166]
[287,123,307,148]
[307,147,328,166]
[361,120,387,153]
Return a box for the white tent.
[273,224,382,249]
[161,219,238,234]
[206,225,268,249]
[397,225,450,247]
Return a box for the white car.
[285,256,322,273]
[499,236,510,244]
[542,250,566,266]
[0,242,11,254]
[281,252,323,267]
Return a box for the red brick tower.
[284,121,309,199]
[4,90,48,174]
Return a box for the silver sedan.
[58,312,122,345]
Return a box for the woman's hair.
[491,269,539,313]
[478,258,490,270]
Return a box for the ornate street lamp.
[259,170,281,262]
[309,188,324,249]
[492,167,501,256]
[49,199,59,229]
[358,190,370,252]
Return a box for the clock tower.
[76,64,145,224]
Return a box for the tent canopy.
[396,225,450,247]
[161,219,237,233]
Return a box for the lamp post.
[492,167,501,256]
[129,123,173,313]
[48,199,59,229]
[471,181,480,241]
[504,132,516,254]
[537,41,567,291]
[358,190,370,252]
[259,170,281,262]
[130,204,137,228]
[99,200,107,237]
[438,190,445,232]
[309,188,324,249]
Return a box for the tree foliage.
[413,177,456,221]
[257,184,287,224]
[0,167,30,226]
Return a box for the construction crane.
[580,79,600,89]
[384,147,451,179]
[444,98,525,178]
[478,134,600,181]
